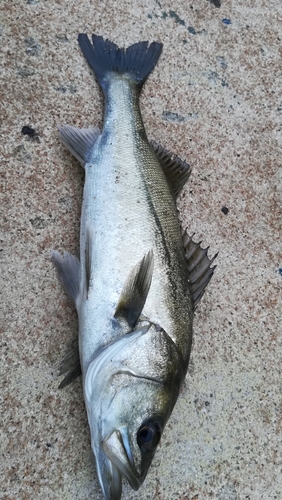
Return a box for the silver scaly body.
[79,73,192,374]
[52,34,216,500]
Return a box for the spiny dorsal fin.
[151,140,191,198]
[58,125,100,166]
[51,250,81,308]
[182,231,218,308]
[114,250,154,329]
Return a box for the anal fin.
[114,251,154,329]
[58,125,100,166]
[151,140,191,198]
[182,232,218,308]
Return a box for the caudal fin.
[78,34,163,92]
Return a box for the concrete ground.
[1,1,281,499]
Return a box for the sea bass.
[52,34,216,500]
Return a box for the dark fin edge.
[58,363,82,389]
[58,342,81,389]
[51,250,81,307]
[182,231,218,308]
[58,125,100,166]
[151,140,191,198]
[78,34,163,91]
[114,250,154,329]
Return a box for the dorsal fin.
[114,250,154,329]
[58,125,100,166]
[151,140,191,198]
[51,250,81,308]
[182,231,218,308]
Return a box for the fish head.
[84,322,183,499]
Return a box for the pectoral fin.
[151,140,191,198]
[114,251,154,328]
[183,232,218,308]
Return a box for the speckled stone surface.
[1,1,281,499]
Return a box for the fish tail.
[78,34,163,92]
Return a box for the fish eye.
[137,422,161,452]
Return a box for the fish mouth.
[102,428,140,492]
[94,445,122,500]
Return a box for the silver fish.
[52,34,217,500]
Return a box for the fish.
[52,34,217,500]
